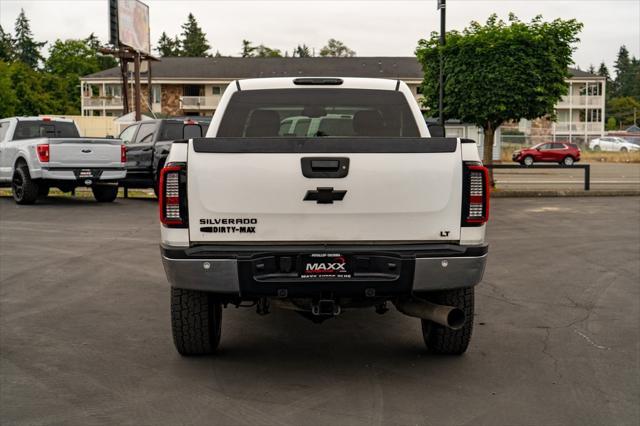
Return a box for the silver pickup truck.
[0,117,126,204]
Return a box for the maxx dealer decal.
[301,253,352,279]
[200,218,258,234]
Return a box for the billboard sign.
[113,0,150,54]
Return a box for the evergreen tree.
[293,44,311,58]
[597,62,610,79]
[612,45,639,101]
[597,62,612,100]
[156,31,181,57]
[0,25,14,62]
[180,14,211,57]
[587,64,595,75]
[241,39,256,57]
[13,9,44,69]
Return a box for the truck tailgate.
[48,139,122,168]
[187,137,462,242]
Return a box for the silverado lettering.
[200,218,258,225]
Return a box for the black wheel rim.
[12,173,23,200]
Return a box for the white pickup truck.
[159,77,489,356]
[0,117,126,204]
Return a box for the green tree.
[85,33,117,70]
[608,96,640,127]
[293,44,311,57]
[13,9,45,69]
[0,25,14,62]
[45,39,103,113]
[605,116,617,131]
[612,45,640,100]
[6,61,71,116]
[597,61,612,100]
[241,39,257,57]
[255,44,282,57]
[46,39,100,76]
[157,31,181,57]
[319,39,355,57]
[416,14,582,181]
[180,13,211,57]
[0,60,18,117]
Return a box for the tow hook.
[312,299,341,316]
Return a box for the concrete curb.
[492,190,640,198]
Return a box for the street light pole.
[438,0,446,127]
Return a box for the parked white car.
[588,136,640,152]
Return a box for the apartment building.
[80,57,606,144]
[80,57,424,118]
[552,68,606,142]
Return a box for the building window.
[105,84,122,98]
[556,110,570,122]
[211,86,221,95]
[587,82,601,96]
[579,109,601,122]
[151,85,161,104]
[184,85,204,96]
[416,86,423,95]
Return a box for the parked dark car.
[512,142,581,166]
[118,118,209,193]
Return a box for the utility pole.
[134,52,142,121]
[438,0,446,126]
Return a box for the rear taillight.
[462,163,490,226]
[36,144,50,163]
[121,145,127,163]
[159,163,187,227]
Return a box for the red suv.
[512,142,581,166]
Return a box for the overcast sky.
[1,0,638,71]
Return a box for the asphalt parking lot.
[1,196,639,426]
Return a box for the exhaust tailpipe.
[394,299,465,330]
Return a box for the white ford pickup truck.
[159,77,489,356]
[0,117,126,204]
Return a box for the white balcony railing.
[82,96,124,108]
[554,121,603,133]
[556,95,604,108]
[180,95,221,109]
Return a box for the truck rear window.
[13,121,80,140]
[217,89,420,137]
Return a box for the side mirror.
[427,123,445,137]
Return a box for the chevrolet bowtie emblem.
[303,187,347,204]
